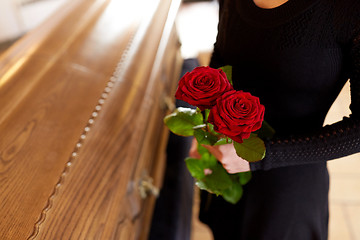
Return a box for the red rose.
[175,66,233,110]
[208,90,265,143]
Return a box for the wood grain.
[0,0,182,239]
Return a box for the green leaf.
[164,107,203,136]
[195,180,210,191]
[195,180,222,196]
[193,161,248,204]
[207,123,222,137]
[197,143,210,156]
[238,171,252,185]
[219,65,233,85]
[201,151,218,168]
[185,157,205,179]
[233,136,266,162]
[222,183,243,204]
[191,143,217,169]
[196,175,245,204]
[214,137,232,146]
[204,109,210,122]
[201,163,233,191]
[255,120,276,139]
[194,129,219,146]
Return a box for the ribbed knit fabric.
[209,0,360,171]
[199,1,360,239]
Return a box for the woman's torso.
[211,0,352,136]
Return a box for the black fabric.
[210,0,360,171]
[148,59,198,240]
[199,0,360,239]
[200,163,329,240]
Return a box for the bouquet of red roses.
[164,66,274,204]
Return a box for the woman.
[193,0,360,239]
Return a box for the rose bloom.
[208,90,265,143]
[175,66,233,110]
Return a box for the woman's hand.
[189,138,202,159]
[189,138,250,174]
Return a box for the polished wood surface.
[0,0,182,239]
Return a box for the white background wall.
[0,0,25,42]
[0,0,68,43]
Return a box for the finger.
[201,144,223,160]
[189,138,201,159]
[220,145,251,173]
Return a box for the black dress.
[199,0,360,239]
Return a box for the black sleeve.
[250,36,360,171]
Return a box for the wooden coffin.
[0,0,183,239]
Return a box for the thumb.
[201,144,223,160]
